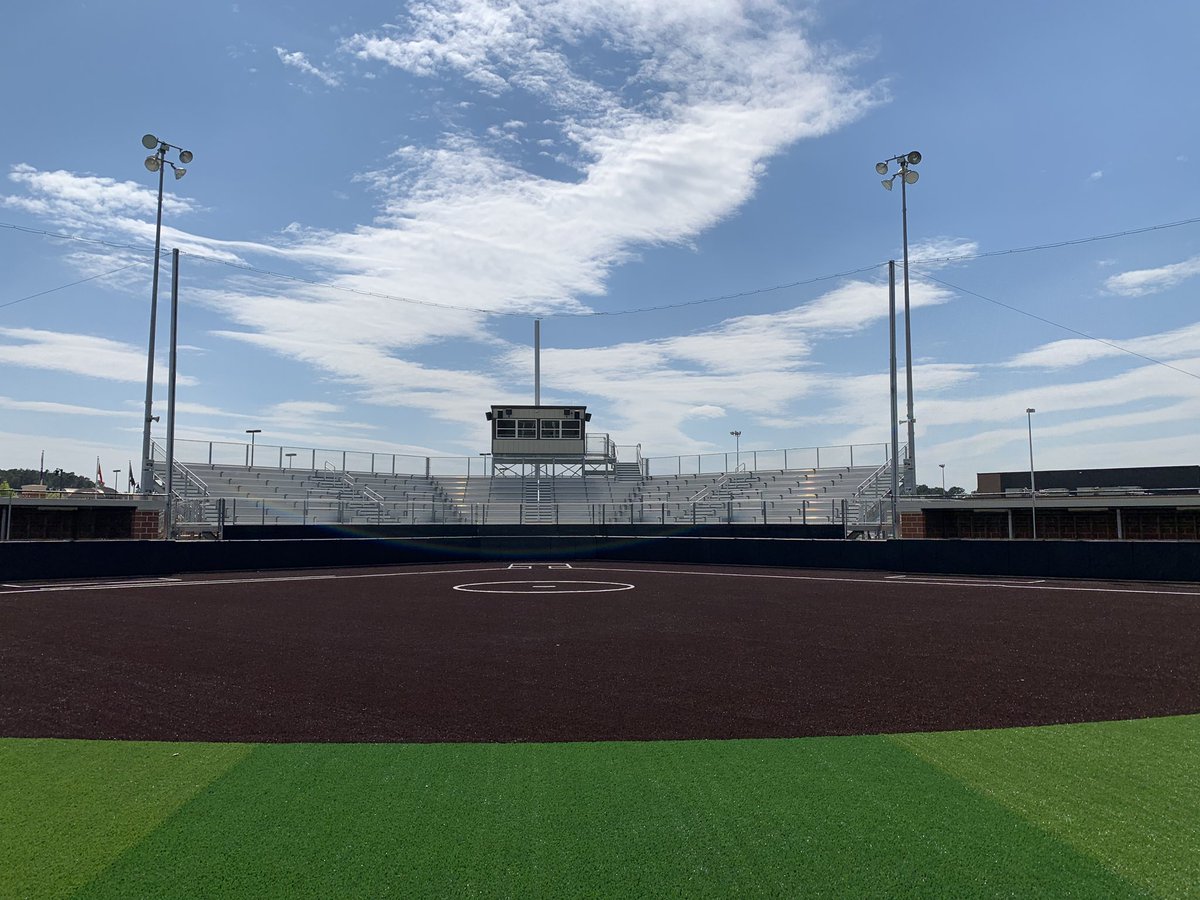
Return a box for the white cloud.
[274,46,341,87]
[908,237,980,267]
[1088,170,1103,181]
[1104,255,1200,297]
[1005,322,1200,370]
[4,2,879,455]
[0,328,197,385]
[0,396,136,418]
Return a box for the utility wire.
[2,214,1198,318]
[182,252,888,317]
[0,261,147,311]
[918,271,1200,382]
[910,215,1200,266]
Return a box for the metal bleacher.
[158,440,897,531]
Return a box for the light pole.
[876,150,922,495]
[729,430,742,471]
[939,463,945,494]
[139,133,193,493]
[246,429,261,468]
[285,452,297,469]
[113,469,121,494]
[1026,408,1037,539]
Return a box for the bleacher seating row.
[167,462,889,528]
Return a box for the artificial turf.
[3,716,1195,898]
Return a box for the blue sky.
[2,1,1198,489]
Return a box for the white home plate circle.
[453,580,634,594]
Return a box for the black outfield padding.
[2,533,1200,582]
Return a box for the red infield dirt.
[2,562,1198,743]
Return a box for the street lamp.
[113,469,122,494]
[139,133,194,493]
[1025,408,1037,539]
[939,462,946,494]
[876,150,922,494]
[246,429,261,468]
[285,452,297,469]
[729,430,742,471]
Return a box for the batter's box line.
[507,563,573,570]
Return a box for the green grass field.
[2,715,1196,898]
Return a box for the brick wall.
[132,509,163,539]
[899,512,927,538]
[911,506,1200,540]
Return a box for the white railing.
[172,496,853,528]
[645,442,889,477]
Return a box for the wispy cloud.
[1005,322,1200,370]
[1104,255,1200,297]
[4,1,880,453]
[0,328,197,385]
[275,46,341,87]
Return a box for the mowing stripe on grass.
[0,739,251,899]
[892,714,1200,899]
[74,736,1141,899]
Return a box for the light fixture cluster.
[876,150,922,191]
[142,133,194,181]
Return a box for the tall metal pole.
[534,318,541,406]
[1026,408,1037,540]
[140,149,166,493]
[900,171,916,494]
[888,261,900,538]
[164,249,180,539]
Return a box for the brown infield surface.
[2,561,1199,744]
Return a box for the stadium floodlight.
[875,149,923,495]
[139,132,196,493]
[729,430,742,470]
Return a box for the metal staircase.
[522,478,554,523]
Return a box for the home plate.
[453,580,634,594]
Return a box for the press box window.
[495,420,516,438]
[516,419,537,439]
[560,420,581,439]
[539,420,561,439]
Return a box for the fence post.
[208,442,213,465]
[850,445,855,467]
[426,457,431,478]
[217,498,225,540]
[802,500,807,524]
[342,450,347,472]
[816,447,821,469]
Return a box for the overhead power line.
[0,261,147,311]
[2,214,1198,317]
[920,272,1200,382]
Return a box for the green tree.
[0,468,96,490]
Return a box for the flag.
[128,461,137,492]
[96,457,105,488]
